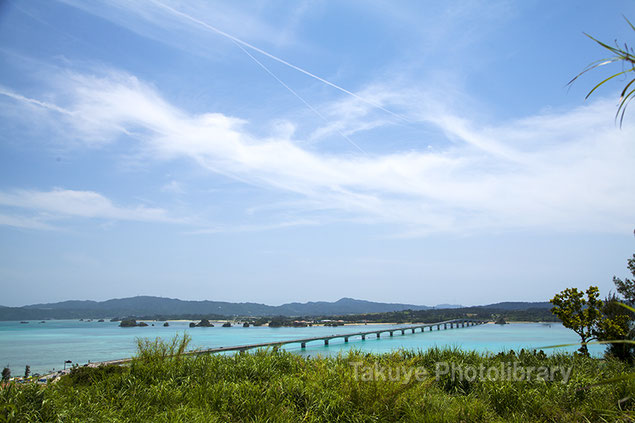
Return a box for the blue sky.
[0,0,634,307]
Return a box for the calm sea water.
[0,320,604,375]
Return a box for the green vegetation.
[599,254,635,362]
[550,286,604,356]
[597,293,635,362]
[1,368,9,383]
[0,296,435,321]
[188,319,214,328]
[119,319,140,328]
[550,254,635,361]
[126,303,553,325]
[613,254,635,305]
[494,316,508,325]
[312,304,557,325]
[0,334,633,422]
[569,17,635,126]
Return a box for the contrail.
[0,87,73,115]
[151,0,409,123]
[232,40,366,153]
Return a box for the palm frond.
[569,17,635,127]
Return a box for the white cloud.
[2,70,634,235]
[0,188,177,228]
[0,213,56,231]
[57,0,311,57]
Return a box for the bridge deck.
[87,319,484,367]
[195,318,482,354]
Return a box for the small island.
[495,316,508,325]
[119,319,149,327]
[189,319,214,328]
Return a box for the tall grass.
[0,334,633,422]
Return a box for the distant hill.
[275,297,433,316]
[478,301,552,310]
[312,301,557,324]
[0,296,433,320]
[0,296,552,321]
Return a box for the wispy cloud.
[57,0,311,56]
[161,180,184,194]
[2,69,634,235]
[0,188,178,229]
[0,213,56,231]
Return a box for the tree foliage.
[552,254,635,361]
[596,254,635,362]
[550,286,603,356]
[597,292,634,362]
[1,367,10,382]
[613,253,635,305]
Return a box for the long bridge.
[52,318,485,374]
[194,318,485,355]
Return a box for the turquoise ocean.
[0,320,604,375]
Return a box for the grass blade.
[584,70,631,99]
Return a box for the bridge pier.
[178,319,481,359]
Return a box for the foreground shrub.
[0,335,633,422]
